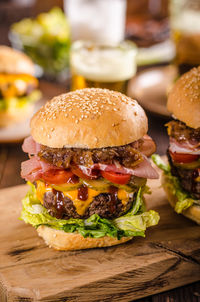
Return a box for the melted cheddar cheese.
[36,180,52,204]
[117,189,131,205]
[0,73,38,98]
[63,188,104,216]
[36,180,132,216]
[195,176,200,182]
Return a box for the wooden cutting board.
[0,175,200,302]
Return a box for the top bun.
[167,66,200,129]
[0,45,34,75]
[31,88,148,148]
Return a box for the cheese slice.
[36,180,133,216]
[195,176,200,182]
[63,188,102,216]
[118,189,132,205]
[36,180,52,204]
[0,73,38,98]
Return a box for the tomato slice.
[170,151,199,164]
[42,169,75,184]
[71,166,99,180]
[101,170,131,185]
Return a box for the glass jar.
[70,40,137,94]
[170,0,200,74]
[64,0,126,46]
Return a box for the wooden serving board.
[0,176,200,302]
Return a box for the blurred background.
[0,0,172,83]
[0,0,200,151]
[0,0,169,46]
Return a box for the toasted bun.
[0,103,34,127]
[31,88,148,148]
[167,66,200,129]
[0,45,34,75]
[162,173,200,225]
[37,225,132,251]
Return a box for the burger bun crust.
[167,66,200,129]
[37,225,132,251]
[0,45,34,75]
[31,88,148,148]
[162,173,200,225]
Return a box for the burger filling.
[20,135,160,239]
[152,120,200,213]
[0,73,41,111]
[38,140,145,169]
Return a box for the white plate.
[128,65,178,117]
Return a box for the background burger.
[21,88,159,251]
[153,67,200,224]
[0,45,41,127]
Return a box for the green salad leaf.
[0,89,41,112]
[20,182,160,239]
[11,7,70,76]
[152,154,197,213]
[151,154,170,173]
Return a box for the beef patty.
[167,149,200,199]
[43,189,134,220]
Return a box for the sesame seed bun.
[167,66,200,129]
[0,45,34,75]
[37,225,132,251]
[31,88,148,148]
[162,173,200,225]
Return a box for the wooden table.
[0,107,199,301]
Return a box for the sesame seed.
[35,88,140,124]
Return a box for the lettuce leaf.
[0,90,41,112]
[151,154,170,173]
[152,154,198,213]
[11,8,71,75]
[20,183,160,239]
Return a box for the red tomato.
[42,169,74,184]
[101,170,131,185]
[170,151,199,163]
[71,166,99,180]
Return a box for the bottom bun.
[162,173,200,225]
[37,225,133,251]
[0,104,34,127]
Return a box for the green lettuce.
[0,89,41,112]
[11,7,70,76]
[152,154,198,213]
[20,183,160,239]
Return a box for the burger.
[152,67,200,224]
[0,45,41,127]
[20,88,159,250]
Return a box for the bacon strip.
[22,136,41,155]
[79,156,159,179]
[169,137,200,155]
[140,134,156,157]
[21,156,60,182]
[21,136,159,182]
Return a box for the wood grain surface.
[0,172,199,302]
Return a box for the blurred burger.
[21,88,159,251]
[0,46,41,127]
[153,67,200,224]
